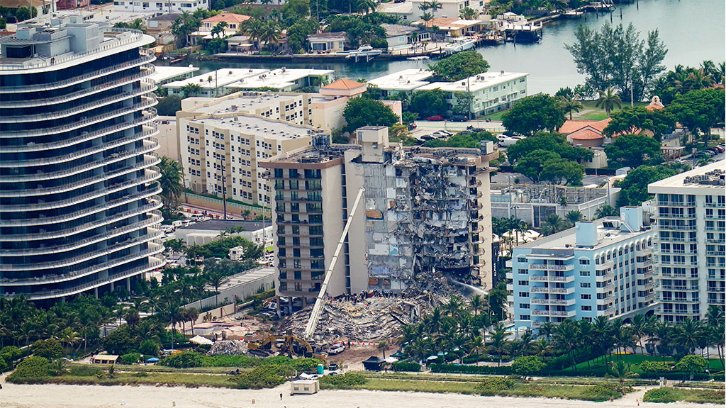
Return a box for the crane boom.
[304,187,365,339]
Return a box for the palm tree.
[630,314,654,355]
[58,327,81,351]
[531,338,550,358]
[675,319,704,355]
[425,0,442,18]
[158,157,184,210]
[378,340,389,359]
[210,21,228,38]
[596,87,622,116]
[470,294,483,317]
[420,11,434,24]
[553,319,580,372]
[613,321,636,356]
[187,308,200,335]
[489,323,508,366]
[204,261,231,311]
[258,20,281,51]
[355,0,377,14]
[541,214,566,236]
[565,210,583,226]
[557,94,584,120]
[609,360,633,386]
[180,83,202,98]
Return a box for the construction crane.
[304,187,365,339]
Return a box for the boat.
[344,45,383,62]
[562,10,584,18]
[444,37,477,54]
[407,56,430,61]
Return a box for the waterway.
[184,0,725,94]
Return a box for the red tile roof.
[558,118,611,135]
[202,13,251,24]
[568,127,604,140]
[322,78,365,90]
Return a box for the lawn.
[16,371,238,388]
[481,110,509,121]
[643,387,725,404]
[326,372,628,402]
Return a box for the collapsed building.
[261,126,498,310]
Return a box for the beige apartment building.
[261,127,497,304]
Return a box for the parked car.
[327,343,346,355]
[450,114,468,122]
[424,115,445,121]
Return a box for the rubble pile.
[208,340,248,355]
[285,272,454,343]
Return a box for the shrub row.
[430,364,512,375]
[391,361,421,372]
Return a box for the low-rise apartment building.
[509,207,657,330]
[649,161,725,321]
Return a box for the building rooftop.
[149,13,181,22]
[377,1,412,14]
[322,78,366,91]
[417,71,528,93]
[190,115,316,141]
[0,17,154,72]
[517,217,650,252]
[202,13,251,24]
[367,68,433,91]
[559,118,611,135]
[227,68,334,90]
[308,32,347,40]
[414,18,482,29]
[218,266,274,291]
[148,65,199,84]
[184,92,302,115]
[163,68,268,89]
[649,160,726,191]
[381,23,419,37]
[179,219,269,232]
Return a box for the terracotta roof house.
[558,118,611,147]
[319,78,367,98]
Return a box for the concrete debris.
[283,272,454,342]
[208,340,248,355]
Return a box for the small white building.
[113,0,210,14]
[367,68,434,98]
[378,0,484,21]
[307,32,346,53]
[173,220,273,246]
[229,246,246,261]
[164,68,333,96]
[149,65,200,86]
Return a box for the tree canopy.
[343,97,399,132]
[604,106,675,139]
[616,165,678,207]
[665,88,725,135]
[428,51,490,82]
[514,150,561,183]
[408,89,449,118]
[422,130,497,149]
[502,94,566,135]
[651,61,724,104]
[566,23,667,101]
[507,133,593,164]
[604,134,663,169]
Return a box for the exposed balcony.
[0,127,157,168]
[529,275,575,282]
[530,287,574,294]
[530,298,575,306]
[0,229,164,272]
[0,171,159,213]
[0,156,159,197]
[532,309,574,317]
[0,87,155,123]
[0,70,154,108]
[9,259,165,301]
[3,200,162,251]
[0,99,156,138]
[0,52,155,92]
[0,113,155,153]
[0,185,161,227]
[0,244,164,286]
[1,139,158,182]
[529,263,574,271]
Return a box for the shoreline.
[0,378,722,408]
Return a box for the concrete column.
[110,281,115,292]
[94,287,99,299]
[126,277,131,292]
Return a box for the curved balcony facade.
[0,30,164,301]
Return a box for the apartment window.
[519,303,530,309]
[580,271,591,277]
[581,306,592,311]
[519,292,529,298]
[520,315,531,320]
[579,259,590,265]
[581,294,592,299]
[580,282,591,288]
[518,280,528,286]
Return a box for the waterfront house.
[308,32,346,53]
[413,17,485,37]
[381,23,427,51]
[367,68,434,98]
[190,13,251,44]
[379,0,485,22]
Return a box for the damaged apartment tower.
[262,127,497,305]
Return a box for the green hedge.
[7,356,51,382]
[430,364,512,375]
[392,361,421,372]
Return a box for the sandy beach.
[0,375,721,408]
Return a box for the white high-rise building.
[0,17,163,301]
[649,161,725,321]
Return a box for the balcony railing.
[0,186,160,227]
[532,310,573,317]
[0,156,159,197]
[705,201,726,208]
[0,127,157,168]
[0,229,163,271]
[0,86,155,123]
[0,29,149,72]
[0,53,155,92]
[0,70,154,108]
[1,139,158,182]
[0,171,159,212]
[529,264,572,271]
[0,114,155,153]
[0,99,156,138]
[530,287,573,294]
[13,260,165,301]
[1,245,164,285]
[529,275,574,282]
[530,298,573,305]
[0,212,161,258]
